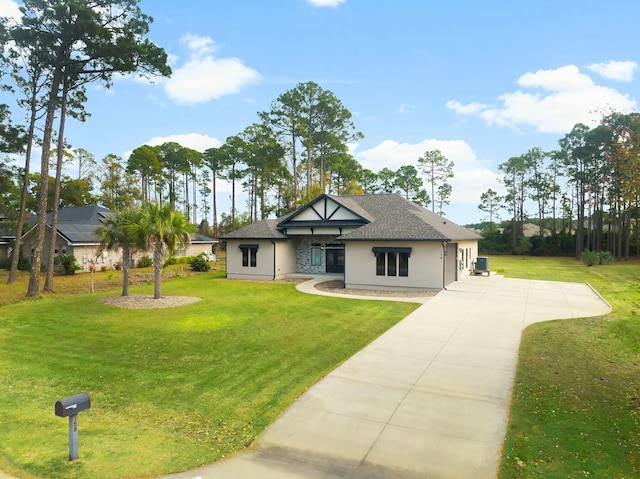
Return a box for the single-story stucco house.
[222,193,482,291]
[19,205,218,272]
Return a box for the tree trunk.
[231,164,236,229]
[44,79,70,292]
[121,245,130,297]
[153,241,164,299]
[575,181,585,259]
[192,170,198,225]
[7,81,39,284]
[27,64,64,297]
[212,170,217,237]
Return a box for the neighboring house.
[0,213,13,267]
[223,194,482,291]
[522,223,551,237]
[19,206,217,272]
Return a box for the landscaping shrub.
[57,254,81,275]
[582,249,614,266]
[137,255,152,268]
[164,256,178,266]
[190,253,211,272]
[17,257,31,271]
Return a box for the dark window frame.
[372,247,411,277]
[239,244,259,268]
[398,252,409,277]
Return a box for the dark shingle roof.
[24,206,218,245]
[223,194,481,242]
[335,194,481,242]
[222,219,288,240]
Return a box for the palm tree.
[95,207,145,297]
[139,202,192,299]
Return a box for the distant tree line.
[477,112,640,260]
[0,4,463,299]
[0,0,171,296]
[121,81,456,236]
[3,80,453,237]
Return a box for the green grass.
[0,272,417,479]
[493,256,640,479]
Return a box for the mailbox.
[55,392,91,417]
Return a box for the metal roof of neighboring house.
[222,194,481,242]
[27,205,111,228]
[26,206,217,245]
[191,233,219,243]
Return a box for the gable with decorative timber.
[277,195,368,236]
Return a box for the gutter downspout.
[271,240,276,280]
[442,241,448,290]
[222,240,228,278]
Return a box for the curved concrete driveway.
[164,275,610,479]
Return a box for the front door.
[325,247,345,273]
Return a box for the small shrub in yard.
[582,250,614,266]
[58,254,81,275]
[17,257,31,271]
[137,255,152,268]
[164,256,178,266]
[190,253,211,272]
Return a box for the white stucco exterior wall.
[344,241,448,291]
[454,239,480,281]
[274,240,297,279]
[225,239,296,280]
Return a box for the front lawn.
[494,256,640,478]
[0,273,417,479]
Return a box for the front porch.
[293,236,345,275]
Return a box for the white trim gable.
[278,195,368,236]
[293,196,362,222]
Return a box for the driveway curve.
[164,275,610,479]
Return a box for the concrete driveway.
[164,275,611,479]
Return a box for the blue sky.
[1,0,639,225]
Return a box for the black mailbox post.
[55,392,90,461]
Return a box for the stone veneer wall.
[295,235,339,274]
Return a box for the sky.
[1,0,639,225]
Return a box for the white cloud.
[355,138,501,222]
[306,0,346,7]
[445,100,488,115]
[180,33,216,57]
[356,138,476,172]
[447,64,637,134]
[585,60,638,82]
[518,65,593,91]
[164,34,261,105]
[0,0,21,22]
[396,103,415,114]
[138,133,222,153]
[450,167,503,204]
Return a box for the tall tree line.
[125,82,448,236]
[0,0,171,295]
[480,112,640,260]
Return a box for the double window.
[239,244,258,268]
[373,247,411,277]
